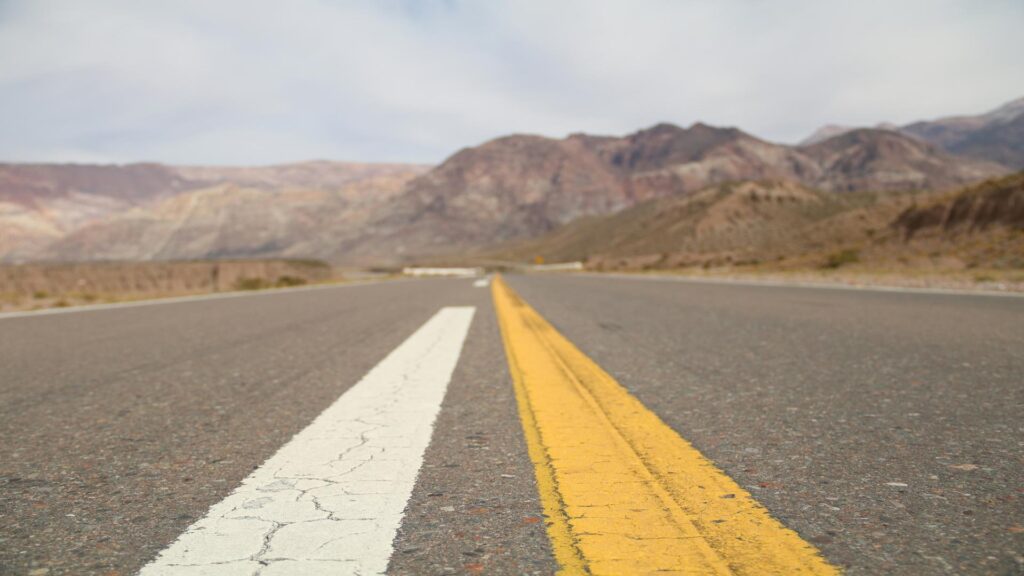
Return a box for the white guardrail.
[402,267,484,277]
[402,261,583,277]
[528,261,584,272]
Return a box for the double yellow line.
[492,276,839,575]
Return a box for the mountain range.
[0,162,428,262]
[801,96,1024,169]
[1,96,1021,266]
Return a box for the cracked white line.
[139,306,476,576]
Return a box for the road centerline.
[492,276,838,575]
[140,306,476,576]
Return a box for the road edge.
[0,277,412,320]
[571,271,1024,298]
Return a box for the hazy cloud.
[1,0,1022,164]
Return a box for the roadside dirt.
[0,260,334,312]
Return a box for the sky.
[1,0,1022,165]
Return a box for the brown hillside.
[894,172,1024,239]
[493,174,1024,272]
[493,181,909,267]
[0,259,333,312]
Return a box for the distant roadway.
[1,274,1021,575]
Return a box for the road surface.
[1,274,1021,575]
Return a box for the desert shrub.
[822,248,860,269]
[276,275,307,287]
[235,277,269,291]
[32,290,49,299]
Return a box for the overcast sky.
[1,0,1022,165]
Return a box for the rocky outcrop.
[893,172,1024,240]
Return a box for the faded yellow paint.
[492,276,840,575]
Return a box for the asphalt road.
[1,275,1021,575]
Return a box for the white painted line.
[140,306,476,576]
[0,278,409,321]
[472,277,490,288]
[581,272,1024,298]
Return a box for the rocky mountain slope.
[492,173,1024,272]
[801,96,1024,169]
[902,97,1024,169]
[893,172,1024,240]
[0,162,427,262]
[0,163,187,261]
[799,129,1000,192]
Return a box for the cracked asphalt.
[1,274,1021,575]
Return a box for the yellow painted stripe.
[492,276,839,575]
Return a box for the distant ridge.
[0,162,428,263]
[800,96,1024,169]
